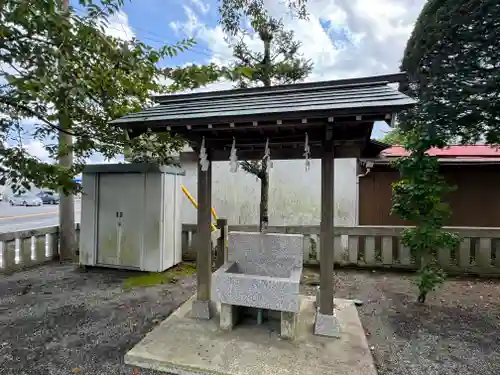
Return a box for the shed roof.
[82,163,185,175]
[382,145,500,158]
[362,145,500,167]
[110,73,416,161]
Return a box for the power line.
[72,6,227,62]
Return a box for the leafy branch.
[239,160,265,178]
[0,0,207,193]
[391,127,460,303]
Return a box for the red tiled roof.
[381,145,500,158]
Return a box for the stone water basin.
[212,231,304,313]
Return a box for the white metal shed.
[79,163,184,272]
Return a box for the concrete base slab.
[314,311,341,338]
[190,299,212,320]
[125,294,376,375]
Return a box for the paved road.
[0,200,81,233]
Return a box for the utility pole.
[58,0,76,261]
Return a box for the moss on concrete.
[123,262,196,289]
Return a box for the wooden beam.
[206,137,365,149]
[185,140,367,161]
[210,148,317,161]
[203,133,324,148]
[190,121,323,133]
[335,144,363,158]
[210,140,324,149]
[180,122,377,140]
[114,110,401,132]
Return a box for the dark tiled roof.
[110,73,416,128]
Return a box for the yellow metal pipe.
[181,185,217,231]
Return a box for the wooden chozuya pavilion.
[110,72,416,336]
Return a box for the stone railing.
[182,224,500,277]
[1,223,499,276]
[0,224,81,274]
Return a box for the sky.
[24,0,427,163]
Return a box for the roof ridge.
[386,144,497,148]
[154,72,408,103]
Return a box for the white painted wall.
[180,158,358,226]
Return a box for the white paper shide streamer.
[199,136,210,172]
[229,137,238,173]
[304,132,311,171]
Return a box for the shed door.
[97,173,144,268]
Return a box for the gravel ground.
[0,263,195,375]
[302,268,500,375]
[1,263,499,375]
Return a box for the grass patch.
[123,262,196,290]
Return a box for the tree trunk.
[258,31,272,231]
[261,34,272,87]
[259,158,269,231]
[417,291,426,303]
[58,0,76,261]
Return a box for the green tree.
[391,127,460,303]
[225,16,312,230]
[159,2,310,231]
[0,0,197,190]
[399,0,500,144]
[218,0,308,37]
[391,0,499,301]
[379,128,406,145]
[0,0,210,258]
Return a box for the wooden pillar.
[192,155,213,319]
[197,159,212,301]
[319,147,334,315]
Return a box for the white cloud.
[183,79,235,94]
[19,140,124,165]
[87,154,124,164]
[23,140,52,162]
[190,0,210,14]
[171,0,425,82]
[165,0,426,137]
[101,11,135,41]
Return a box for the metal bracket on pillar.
[322,124,334,155]
[325,124,334,142]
